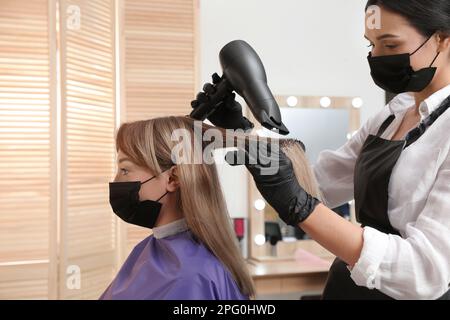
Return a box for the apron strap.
[376,114,396,137]
[405,95,450,148]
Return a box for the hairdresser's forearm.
[299,203,364,266]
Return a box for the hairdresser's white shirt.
[313,84,450,300]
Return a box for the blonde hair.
[279,139,322,201]
[115,116,322,298]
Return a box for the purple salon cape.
[99,219,248,300]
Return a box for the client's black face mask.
[367,34,440,94]
[109,174,169,229]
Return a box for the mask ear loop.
[146,166,175,201]
[428,51,440,67]
[410,34,435,56]
[141,175,156,185]
[156,191,169,202]
[140,166,173,185]
[410,33,440,68]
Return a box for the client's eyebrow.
[118,157,132,164]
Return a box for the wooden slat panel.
[0,262,49,300]
[59,0,117,299]
[0,0,51,264]
[0,0,54,300]
[63,251,116,299]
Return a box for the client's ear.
[166,166,180,192]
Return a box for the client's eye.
[120,168,129,175]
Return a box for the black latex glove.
[191,73,254,130]
[225,140,320,226]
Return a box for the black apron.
[322,95,450,300]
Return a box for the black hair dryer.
[190,40,289,135]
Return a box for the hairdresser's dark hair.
[366,0,450,37]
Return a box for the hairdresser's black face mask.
[109,174,169,229]
[367,34,440,94]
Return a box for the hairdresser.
[192,0,450,300]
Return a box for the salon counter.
[247,241,335,299]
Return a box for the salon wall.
[200,0,385,218]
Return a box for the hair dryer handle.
[189,78,232,121]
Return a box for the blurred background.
[0,0,386,299]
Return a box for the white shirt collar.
[388,84,450,120]
[152,218,188,239]
[388,92,415,115]
[419,84,450,120]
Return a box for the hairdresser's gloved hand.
[225,141,320,226]
[191,73,254,130]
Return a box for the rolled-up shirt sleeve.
[350,152,450,300]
